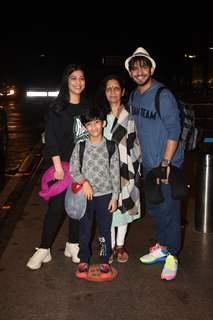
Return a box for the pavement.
[0,152,213,320]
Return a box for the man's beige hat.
[125,47,156,71]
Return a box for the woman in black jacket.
[27,64,89,270]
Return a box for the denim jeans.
[144,168,181,255]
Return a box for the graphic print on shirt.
[131,105,156,120]
[73,116,88,143]
[99,236,107,256]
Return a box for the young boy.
[70,106,120,280]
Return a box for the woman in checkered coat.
[97,74,142,263]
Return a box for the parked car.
[0,105,8,190]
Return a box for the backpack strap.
[129,90,136,103]
[79,140,86,173]
[155,86,167,118]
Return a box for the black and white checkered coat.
[108,105,142,215]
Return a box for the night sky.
[1,29,212,91]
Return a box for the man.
[125,47,184,281]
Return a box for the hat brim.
[125,53,156,72]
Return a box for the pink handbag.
[38,161,72,201]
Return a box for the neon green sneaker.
[140,243,168,264]
[161,254,178,281]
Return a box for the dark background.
[1,29,213,94]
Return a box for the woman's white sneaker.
[64,242,80,263]
[26,248,52,270]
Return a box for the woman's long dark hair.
[50,64,86,113]
[95,74,127,115]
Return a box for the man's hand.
[160,165,170,184]
[154,163,170,184]
[108,199,118,213]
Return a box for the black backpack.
[79,139,116,171]
[155,86,198,151]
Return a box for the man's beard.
[137,74,152,87]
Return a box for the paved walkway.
[0,157,213,320]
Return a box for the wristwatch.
[161,159,171,167]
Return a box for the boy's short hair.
[80,105,106,125]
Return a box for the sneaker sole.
[64,251,80,263]
[117,257,128,263]
[75,272,88,279]
[139,256,166,264]
[100,273,114,280]
[26,263,42,270]
[26,256,52,270]
[161,273,177,281]
[43,256,52,263]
